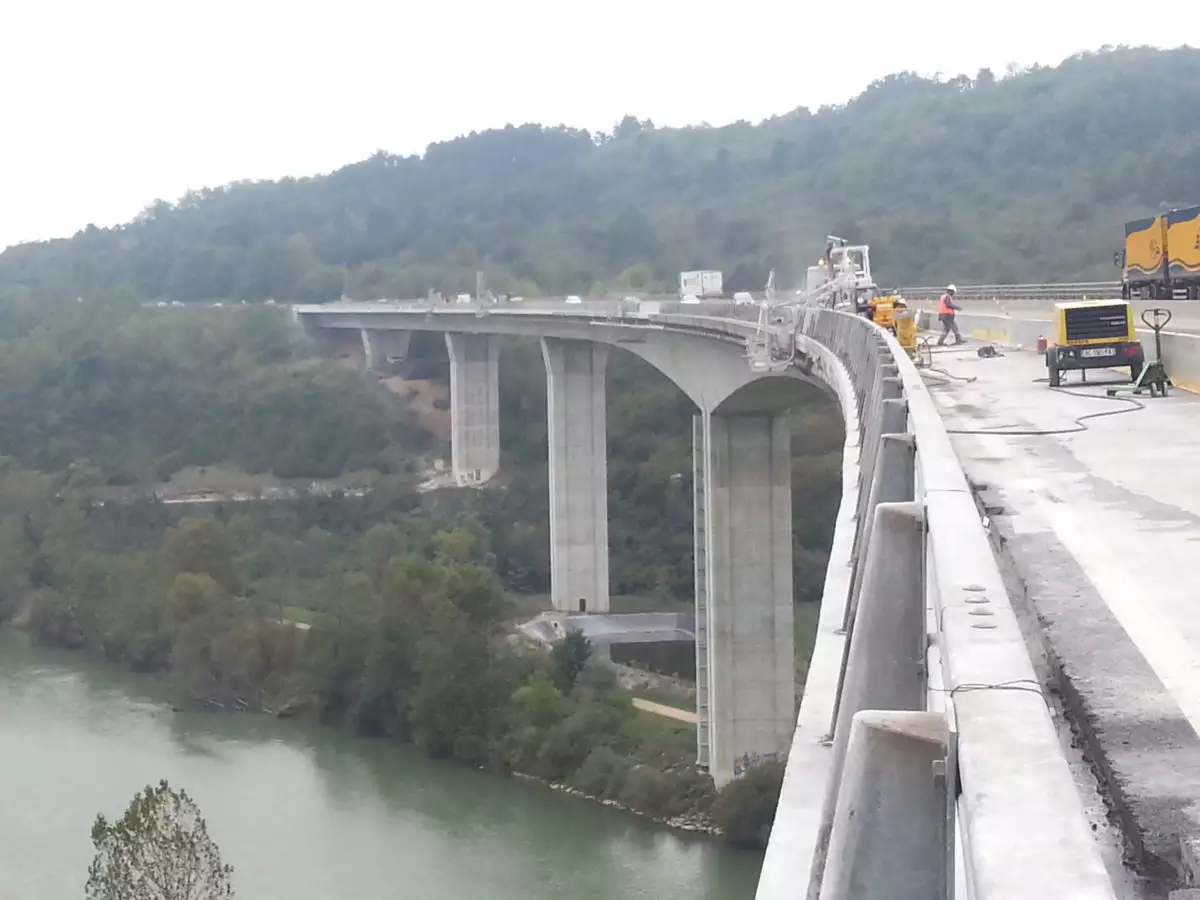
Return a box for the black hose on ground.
[942,377,1146,436]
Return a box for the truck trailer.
[1167,205,1200,299]
[1117,206,1200,299]
[679,270,723,300]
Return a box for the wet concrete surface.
[925,344,1200,894]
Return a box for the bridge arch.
[604,328,825,414]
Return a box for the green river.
[0,631,761,899]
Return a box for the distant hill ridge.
[3,46,1199,301]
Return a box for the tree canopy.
[3,47,1198,303]
[87,781,234,900]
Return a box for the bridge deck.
[926,344,1200,883]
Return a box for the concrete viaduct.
[294,296,1200,900]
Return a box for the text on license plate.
[1080,347,1117,358]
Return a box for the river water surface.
[0,631,761,899]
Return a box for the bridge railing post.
[818,710,949,900]
[811,500,926,894]
[844,399,910,632]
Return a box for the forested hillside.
[0,293,431,483]
[2,47,1197,303]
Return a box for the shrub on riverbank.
[710,759,786,849]
[0,494,737,838]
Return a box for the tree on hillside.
[551,628,593,692]
[164,519,240,595]
[86,780,234,900]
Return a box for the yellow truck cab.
[1045,299,1144,387]
[1118,215,1167,299]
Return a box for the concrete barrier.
[819,711,949,900]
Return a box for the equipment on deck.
[1106,308,1173,398]
[914,336,934,368]
[1044,299,1144,388]
[747,236,880,372]
[821,236,876,312]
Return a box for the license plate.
[1080,347,1117,358]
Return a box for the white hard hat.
[946,284,957,293]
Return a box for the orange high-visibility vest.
[938,293,954,315]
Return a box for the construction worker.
[937,284,965,346]
[893,297,918,357]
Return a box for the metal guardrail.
[164,283,1134,311]
[897,282,1123,302]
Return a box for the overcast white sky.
[2,0,1196,250]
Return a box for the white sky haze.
[2,0,1197,249]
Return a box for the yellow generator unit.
[1045,299,1144,388]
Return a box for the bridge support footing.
[818,710,949,900]
[542,338,610,613]
[445,333,500,486]
[698,411,795,787]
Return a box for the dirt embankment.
[381,377,451,441]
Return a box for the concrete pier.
[698,411,795,786]
[541,338,610,613]
[444,333,501,486]
[360,328,412,370]
[694,415,712,769]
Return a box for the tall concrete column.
[541,338,609,614]
[699,411,795,786]
[445,333,501,486]
[360,328,412,370]
[694,415,711,769]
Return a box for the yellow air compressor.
[1045,299,1144,388]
